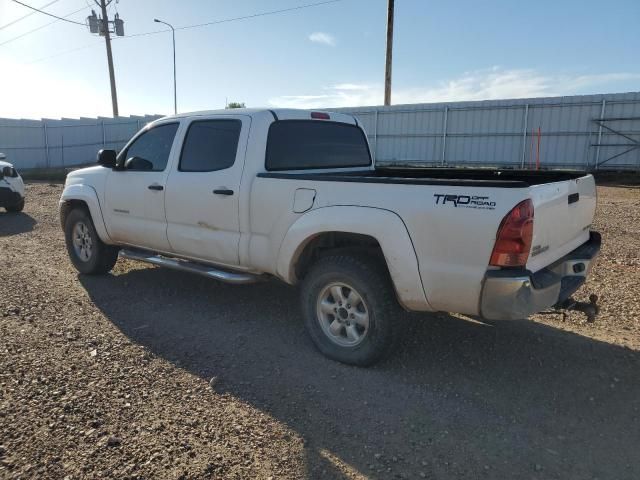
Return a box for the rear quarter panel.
[323,182,528,315]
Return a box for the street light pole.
[154,18,177,115]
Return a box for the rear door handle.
[213,189,234,196]
[148,184,164,191]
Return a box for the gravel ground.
[0,182,639,480]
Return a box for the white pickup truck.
[59,108,600,365]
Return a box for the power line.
[0,0,60,31]
[20,41,101,64]
[175,0,343,32]
[120,0,343,39]
[10,0,86,26]
[16,0,346,63]
[0,4,89,47]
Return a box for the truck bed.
[258,167,587,188]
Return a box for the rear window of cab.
[265,120,371,171]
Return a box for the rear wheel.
[5,198,24,213]
[64,208,119,274]
[300,254,397,366]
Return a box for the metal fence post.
[441,106,448,166]
[594,99,606,170]
[520,104,529,168]
[43,122,50,168]
[373,109,379,162]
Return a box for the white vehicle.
[59,109,600,365]
[0,153,25,213]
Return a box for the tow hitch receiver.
[554,294,600,323]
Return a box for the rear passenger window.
[179,120,242,172]
[266,120,371,171]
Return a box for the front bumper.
[0,186,23,208]
[480,232,601,320]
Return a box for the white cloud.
[308,32,336,47]
[269,67,640,109]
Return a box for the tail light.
[489,199,534,267]
[311,111,330,120]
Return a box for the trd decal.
[434,194,496,210]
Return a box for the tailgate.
[526,174,597,273]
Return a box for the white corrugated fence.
[1,91,639,171]
[0,115,161,170]
[335,91,640,171]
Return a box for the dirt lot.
[1,182,639,479]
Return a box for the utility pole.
[88,1,124,117]
[384,0,394,106]
[154,18,177,115]
[99,0,118,117]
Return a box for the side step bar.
[119,249,263,285]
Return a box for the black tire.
[5,198,24,213]
[64,208,119,275]
[300,253,398,366]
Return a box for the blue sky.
[0,0,639,119]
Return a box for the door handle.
[213,189,234,196]
[148,184,164,191]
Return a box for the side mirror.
[124,156,153,171]
[97,149,117,168]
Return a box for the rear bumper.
[0,186,22,208]
[480,231,601,320]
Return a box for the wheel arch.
[277,206,433,312]
[293,232,385,281]
[59,184,113,244]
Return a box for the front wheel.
[300,254,397,366]
[5,198,24,212]
[64,208,119,274]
